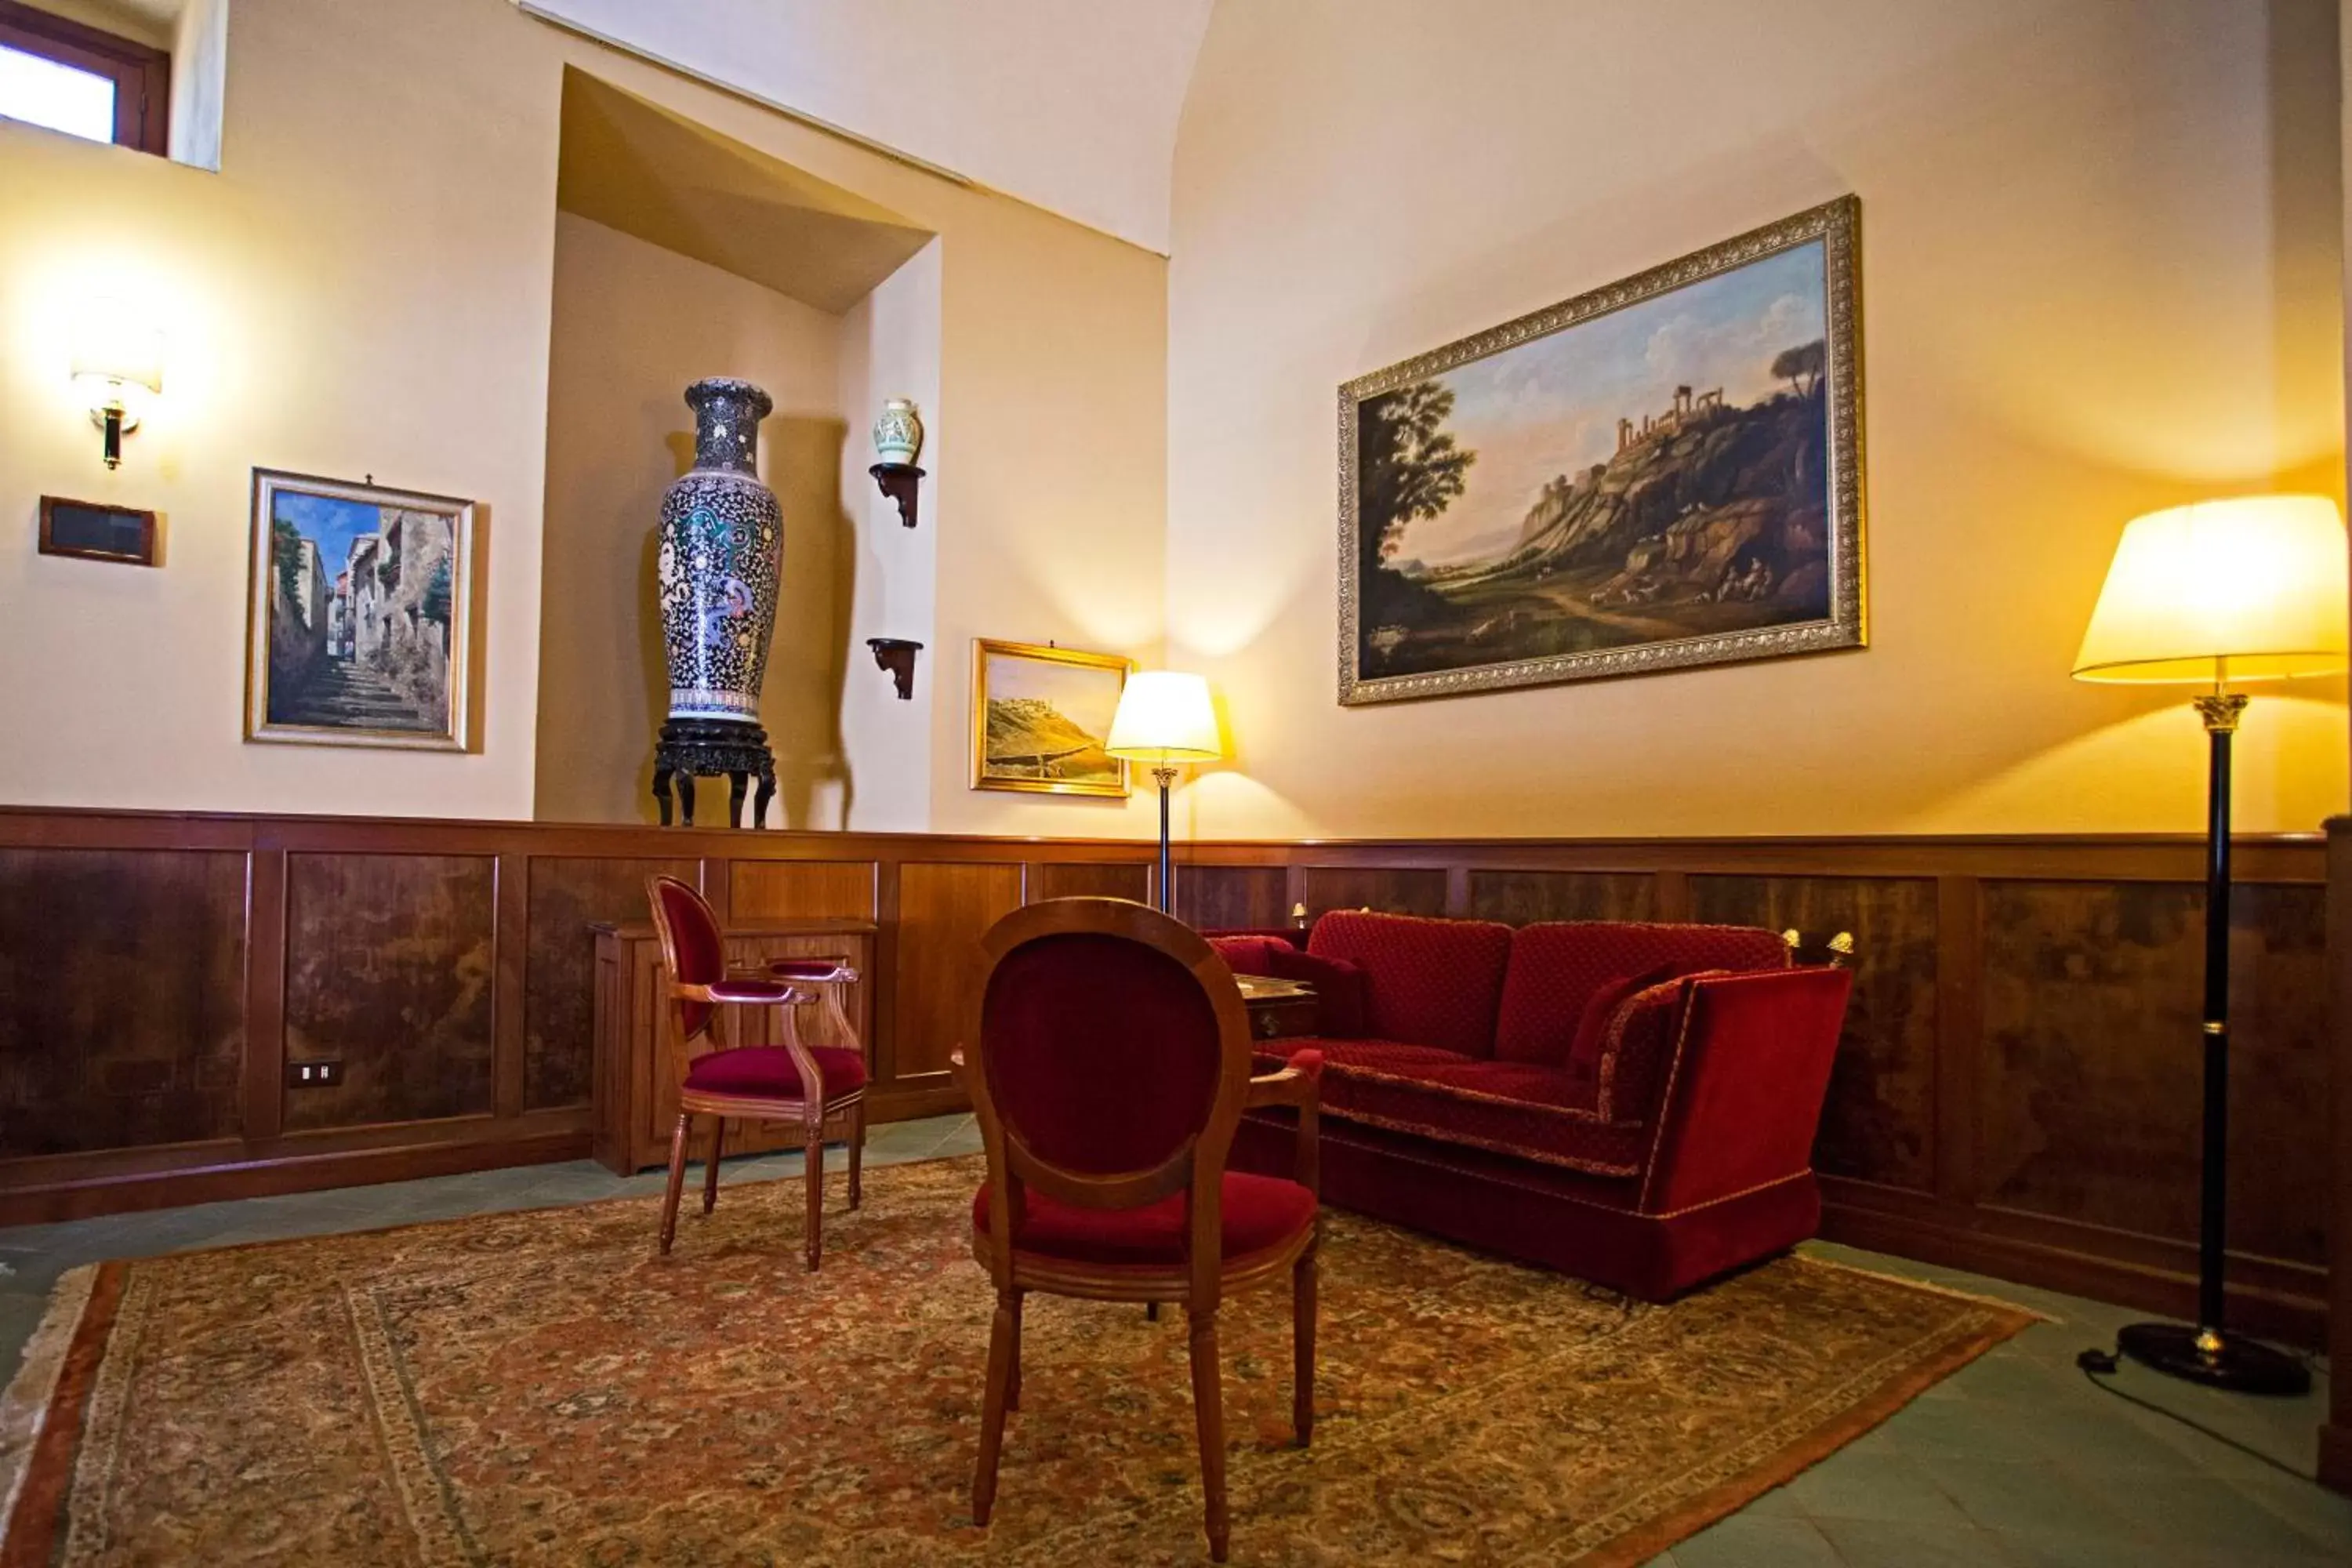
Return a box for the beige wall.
[1165,0,2350,839]
[535,212,848,827]
[0,0,1169,833]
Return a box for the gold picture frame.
[970,638,1132,797]
[1338,195,1866,703]
[245,468,477,750]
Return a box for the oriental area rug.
[1,1158,2030,1566]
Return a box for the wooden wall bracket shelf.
[866,637,924,699]
[868,463,925,528]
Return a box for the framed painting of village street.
[1338,195,1865,704]
[970,638,1131,797]
[245,469,477,750]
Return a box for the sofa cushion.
[1307,911,1513,1058]
[973,1172,1316,1266]
[1261,1052,1649,1177]
[1563,964,1677,1080]
[1269,1037,1476,1074]
[1595,973,1719,1122]
[1494,922,1791,1065]
[1263,946,1369,1037]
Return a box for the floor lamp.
[1105,671,1222,914]
[2071,495,2347,1394]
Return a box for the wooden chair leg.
[701,1116,726,1214]
[974,1287,1018,1526]
[1293,1242,1317,1446]
[659,1112,692,1255]
[848,1102,865,1210]
[1005,1290,1023,1412]
[803,1124,826,1271]
[1187,1307,1230,1563]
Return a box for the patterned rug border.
[0,1160,2042,1566]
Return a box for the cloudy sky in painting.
[1393,240,1826,568]
[985,652,1123,739]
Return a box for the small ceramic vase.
[872,397,924,466]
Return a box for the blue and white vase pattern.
[657,378,781,722]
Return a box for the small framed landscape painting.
[971,639,1131,797]
[245,469,476,750]
[1339,195,1866,704]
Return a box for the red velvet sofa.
[1209,911,1852,1301]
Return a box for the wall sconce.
[71,305,162,470]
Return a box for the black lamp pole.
[1150,762,1178,913]
[2112,688,2308,1394]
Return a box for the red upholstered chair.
[956,897,1323,1564]
[644,875,869,1270]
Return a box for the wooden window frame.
[0,0,169,157]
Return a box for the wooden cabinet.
[591,920,875,1174]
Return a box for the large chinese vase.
[656,378,781,723]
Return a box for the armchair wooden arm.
[1247,1047,1323,1196]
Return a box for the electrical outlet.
[287,1059,343,1088]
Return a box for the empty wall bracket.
[868,463,925,528]
[866,637,924,699]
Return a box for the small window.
[0,1,169,157]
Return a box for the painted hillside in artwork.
[1356,239,1834,681]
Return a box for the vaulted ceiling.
[513,0,1217,254]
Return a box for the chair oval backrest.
[645,874,724,1040]
[971,898,1252,1208]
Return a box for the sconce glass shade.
[1106,671,1223,762]
[71,307,162,430]
[2072,496,2349,684]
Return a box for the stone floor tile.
[1781,1447,1972,1525]
[1668,1514,1842,1568]
[2224,1472,2352,1554]
[2122,1475,2350,1559]
[1911,1454,2138,1539]
[1813,1516,2022,1566]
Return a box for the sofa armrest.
[1637,967,1851,1216]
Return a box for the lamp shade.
[1105,671,1222,761]
[2071,495,2349,684]
[70,305,162,423]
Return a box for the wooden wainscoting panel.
[283,853,496,1131]
[1028,860,1152,905]
[1175,865,1288,931]
[1468,869,1655,924]
[1302,866,1450,918]
[728,859,880,923]
[892,862,1024,1083]
[1690,874,1940,1194]
[525,856,697,1110]
[1980,880,2328,1268]
[0,848,248,1157]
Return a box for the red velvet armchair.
[956,896,1323,1565]
[644,876,869,1270]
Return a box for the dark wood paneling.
[1692,875,1940,1193]
[1468,869,1654,924]
[1175,864,1288,930]
[892,862,1024,1083]
[283,853,495,1131]
[1980,880,2328,1269]
[1029,860,1152,904]
[0,848,247,1157]
[729,859,878,922]
[524,856,697,1110]
[1302,866,1450,918]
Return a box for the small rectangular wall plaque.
[38,496,159,566]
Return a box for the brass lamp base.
[2116,1321,2310,1396]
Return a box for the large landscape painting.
[245,470,474,750]
[1340,198,1864,703]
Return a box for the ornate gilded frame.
[1338,195,1866,705]
[245,468,477,750]
[969,637,1133,797]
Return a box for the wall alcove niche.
[533,67,942,831]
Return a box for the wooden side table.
[1237,974,1319,1041]
[592,919,876,1174]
